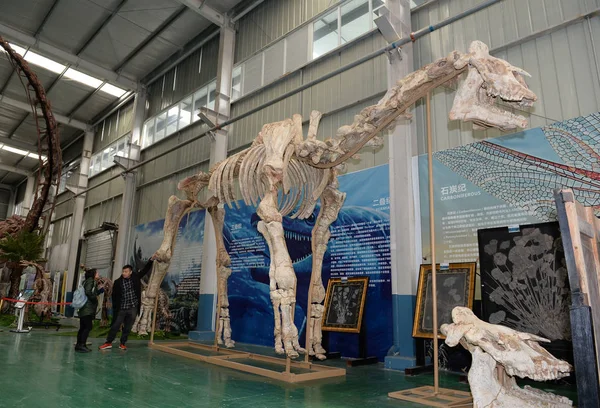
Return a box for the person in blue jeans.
[76,268,104,353]
[98,259,154,351]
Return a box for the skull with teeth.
[441,307,573,407]
[449,41,538,131]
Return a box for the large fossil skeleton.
[137,41,537,360]
[441,307,573,407]
[0,37,62,304]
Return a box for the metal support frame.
[111,89,145,279]
[0,163,30,177]
[0,23,138,90]
[175,0,227,26]
[113,7,187,73]
[0,93,88,130]
[193,24,234,338]
[65,130,93,298]
[47,0,504,211]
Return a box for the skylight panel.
[99,83,128,98]
[3,145,29,156]
[64,68,103,88]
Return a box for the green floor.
[0,326,577,408]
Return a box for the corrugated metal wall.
[93,101,134,153]
[146,36,220,118]
[57,0,600,231]
[411,0,600,154]
[135,121,212,224]
[234,0,333,63]
[0,189,10,220]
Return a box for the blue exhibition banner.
[131,210,205,334]
[223,164,392,361]
[417,112,600,264]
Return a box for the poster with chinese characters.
[417,112,600,267]
[131,210,205,334]
[223,164,392,361]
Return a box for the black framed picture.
[322,277,368,333]
[413,263,476,339]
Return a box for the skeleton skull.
[449,41,537,131]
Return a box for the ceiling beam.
[114,6,187,72]
[0,94,88,130]
[34,0,62,38]
[0,23,139,90]
[0,163,29,176]
[0,136,46,153]
[75,0,128,56]
[175,0,227,26]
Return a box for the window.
[313,9,339,59]
[232,66,242,101]
[138,0,384,150]
[179,97,193,128]
[193,87,208,123]
[341,0,370,45]
[166,106,179,135]
[155,112,167,142]
[207,81,217,111]
[143,118,155,148]
[88,135,131,178]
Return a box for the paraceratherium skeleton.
[137,41,537,360]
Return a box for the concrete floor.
[0,327,577,408]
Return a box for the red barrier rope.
[1,297,72,306]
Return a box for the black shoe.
[83,345,92,352]
[75,344,90,353]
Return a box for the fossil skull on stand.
[138,41,537,361]
[441,307,573,407]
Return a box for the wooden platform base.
[150,341,346,384]
[388,386,472,407]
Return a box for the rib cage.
[208,144,328,219]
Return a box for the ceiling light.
[99,83,127,98]
[3,145,29,156]
[7,43,66,74]
[8,44,27,56]
[27,153,47,161]
[64,68,103,88]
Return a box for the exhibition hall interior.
[1,0,600,406]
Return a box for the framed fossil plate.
[322,277,369,333]
[412,262,477,339]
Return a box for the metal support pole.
[197,23,235,338]
[112,89,145,279]
[384,0,420,371]
[65,130,94,306]
[426,92,439,393]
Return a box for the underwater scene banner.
[417,111,600,266]
[131,210,205,334]
[224,164,392,361]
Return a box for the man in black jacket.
[98,259,154,350]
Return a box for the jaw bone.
[449,40,537,131]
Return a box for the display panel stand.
[553,188,600,406]
[149,285,346,383]
[388,93,472,406]
[10,291,34,334]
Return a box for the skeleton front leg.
[308,173,346,360]
[257,192,305,359]
[138,195,194,335]
[208,206,235,348]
